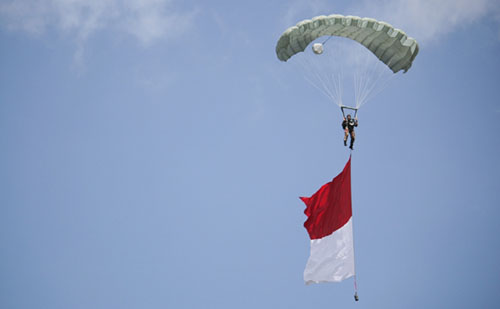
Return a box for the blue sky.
[1,1,499,308]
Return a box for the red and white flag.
[300,156,355,284]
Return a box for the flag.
[300,156,355,284]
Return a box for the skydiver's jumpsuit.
[342,118,358,149]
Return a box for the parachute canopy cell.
[275,14,419,73]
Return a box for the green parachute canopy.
[276,14,419,73]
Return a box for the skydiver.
[342,114,358,150]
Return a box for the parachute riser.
[340,105,358,119]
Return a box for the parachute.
[276,14,419,109]
[276,14,419,73]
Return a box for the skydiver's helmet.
[346,114,352,120]
[312,43,323,55]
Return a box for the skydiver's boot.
[349,138,355,150]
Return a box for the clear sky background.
[1,1,500,308]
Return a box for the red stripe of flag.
[300,156,352,240]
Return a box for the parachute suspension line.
[353,68,362,108]
[353,46,366,108]
[296,38,394,109]
[299,36,345,107]
[361,58,396,106]
[304,69,341,105]
[356,65,374,108]
[356,64,380,108]
[324,67,343,106]
[300,53,344,106]
[354,55,395,109]
[324,37,343,107]
[353,55,362,107]
[354,50,376,108]
[322,55,343,106]
[332,60,343,107]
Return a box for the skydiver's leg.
[344,129,348,146]
[349,130,355,149]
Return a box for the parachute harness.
[341,105,358,119]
